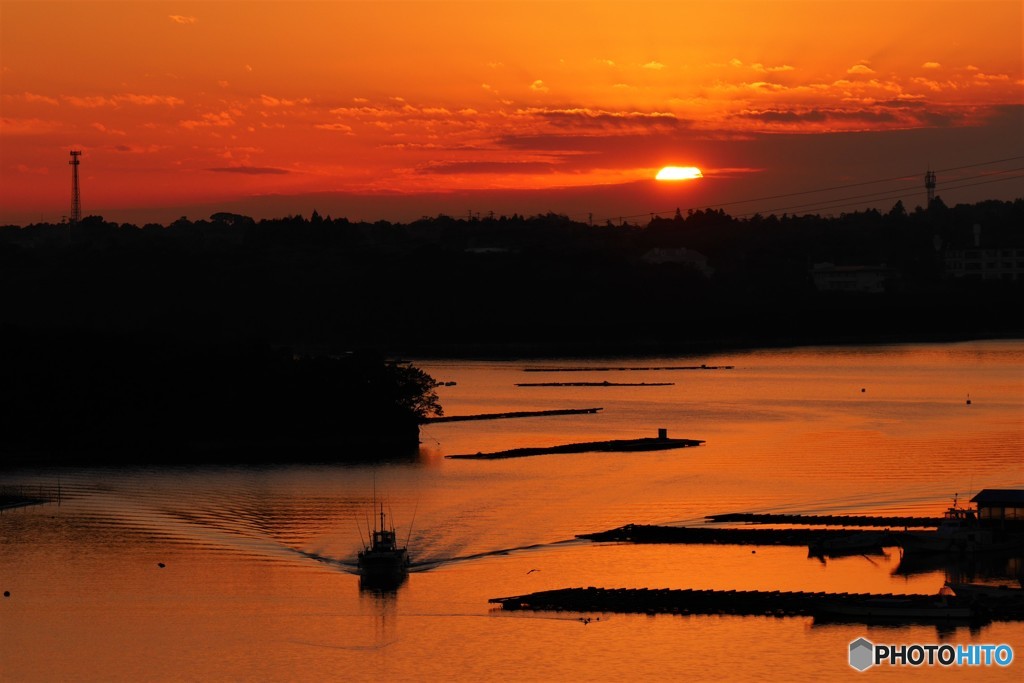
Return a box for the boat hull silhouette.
[358,506,410,584]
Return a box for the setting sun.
[656,166,704,181]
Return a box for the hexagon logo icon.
[849,637,874,671]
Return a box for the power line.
[596,155,1024,224]
[737,167,1024,217]
[734,171,1024,219]
[718,155,1024,210]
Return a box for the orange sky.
[2,0,1022,224]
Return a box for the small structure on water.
[898,490,1024,554]
[971,489,1024,531]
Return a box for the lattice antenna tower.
[924,168,936,206]
[69,150,82,223]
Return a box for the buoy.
[966,395,972,405]
[861,388,866,393]
[3,591,10,598]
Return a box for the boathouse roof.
[969,489,1024,506]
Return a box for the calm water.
[2,341,1022,681]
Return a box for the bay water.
[2,341,1022,680]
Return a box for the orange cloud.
[180,111,236,129]
[63,94,184,108]
[18,92,59,106]
[314,123,354,133]
[0,117,65,135]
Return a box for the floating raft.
[423,408,602,423]
[707,513,944,528]
[515,382,674,387]
[447,437,704,460]
[523,365,734,372]
[578,523,896,546]
[489,587,1010,621]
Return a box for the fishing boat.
[358,505,410,581]
[898,495,997,554]
[944,581,1024,620]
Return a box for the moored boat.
[897,495,1015,554]
[945,581,1024,607]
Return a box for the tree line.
[1,198,1021,357]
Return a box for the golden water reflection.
[1,341,1022,680]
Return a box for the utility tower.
[924,168,936,206]
[69,150,82,223]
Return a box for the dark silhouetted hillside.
[1,199,1021,357]
[0,328,440,466]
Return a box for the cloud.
[314,123,354,133]
[14,164,49,175]
[643,61,665,70]
[520,107,678,124]
[118,94,184,106]
[726,104,990,132]
[744,81,789,92]
[113,144,166,154]
[19,92,59,106]
[753,63,795,73]
[530,80,549,93]
[260,94,310,107]
[420,160,558,175]
[91,123,126,135]
[922,62,941,70]
[975,72,1011,82]
[0,117,63,135]
[63,95,111,108]
[168,15,197,25]
[847,64,875,75]
[911,77,947,92]
[206,166,289,175]
[62,94,184,108]
[180,111,236,129]
[490,107,687,145]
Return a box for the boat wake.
[290,537,585,574]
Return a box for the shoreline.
[396,332,1023,361]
